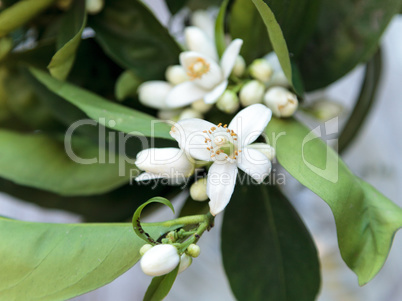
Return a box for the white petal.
[170,119,214,161]
[180,51,223,90]
[138,81,172,109]
[185,26,217,61]
[165,81,208,108]
[191,10,215,40]
[228,104,272,147]
[135,172,165,182]
[135,148,194,176]
[220,39,243,78]
[204,80,228,104]
[237,147,272,183]
[207,162,238,216]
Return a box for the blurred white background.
[0,1,401,300]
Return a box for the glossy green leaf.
[266,117,402,285]
[115,70,142,101]
[90,0,181,80]
[229,0,270,64]
[299,0,400,91]
[222,184,320,301]
[48,0,87,80]
[0,0,55,37]
[251,0,302,95]
[0,129,131,196]
[215,0,228,58]
[0,217,168,300]
[30,68,173,140]
[143,265,179,301]
[133,197,175,244]
[0,177,179,222]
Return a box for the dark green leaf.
[48,0,87,80]
[143,265,179,301]
[0,129,131,196]
[90,0,181,80]
[299,0,400,90]
[165,0,188,15]
[0,0,55,37]
[30,67,173,140]
[0,217,167,300]
[215,0,228,58]
[132,197,175,244]
[266,117,402,285]
[251,0,302,95]
[115,70,142,101]
[222,184,320,301]
[0,177,179,222]
[229,0,270,64]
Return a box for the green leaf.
[0,177,179,222]
[266,117,402,285]
[90,0,181,80]
[229,0,270,64]
[222,184,320,301]
[0,129,130,196]
[143,265,179,301]
[165,0,188,15]
[115,70,142,101]
[0,217,168,300]
[214,0,228,58]
[299,0,400,91]
[48,0,87,80]
[30,67,173,140]
[0,0,55,37]
[251,0,302,95]
[133,197,175,244]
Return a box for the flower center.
[203,123,241,162]
[187,58,210,80]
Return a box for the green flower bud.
[249,58,273,82]
[232,55,246,77]
[216,90,240,114]
[139,244,153,256]
[190,178,208,201]
[187,244,201,258]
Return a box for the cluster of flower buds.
[140,242,201,277]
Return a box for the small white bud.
[268,71,289,88]
[190,178,208,201]
[231,55,246,77]
[216,90,240,114]
[178,108,203,120]
[138,81,172,110]
[264,87,298,117]
[178,254,192,274]
[140,244,180,276]
[249,59,273,83]
[86,0,104,14]
[139,244,153,256]
[239,80,265,107]
[247,143,275,161]
[191,99,212,113]
[165,65,189,85]
[187,244,201,258]
[309,100,343,121]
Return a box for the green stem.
[338,48,382,154]
[145,214,207,228]
[178,213,214,253]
